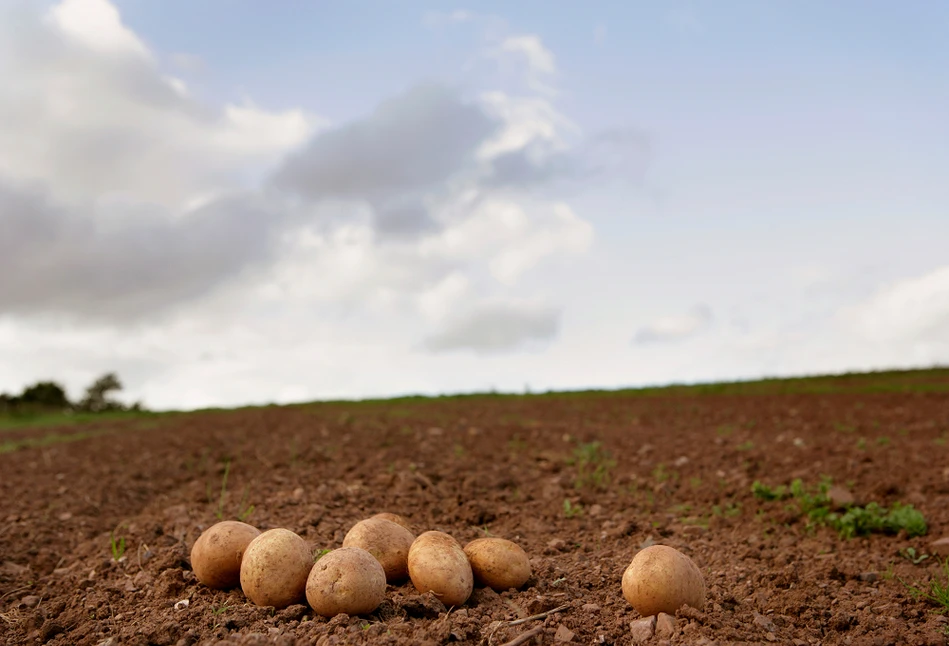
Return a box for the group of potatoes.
[190,514,533,617]
[191,514,707,620]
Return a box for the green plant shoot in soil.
[563,498,583,518]
[110,531,126,561]
[901,558,949,615]
[313,548,332,562]
[567,440,616,490]
[900,547,930,565]
[751,478,927,539]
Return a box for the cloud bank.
[0,0,647,355]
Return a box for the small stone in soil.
[277,604,309,622]
[753,612,776,633]
[401,593,447,618]
[375,599,401,622]
[38,620,65,641]
[630,616,657,643]
[224,616,248,630]
[18,595,40,608]
[607,520,637,538]
[470,586,501,606]
[527,596,561,614]
[656,612,677,638]
[929,536,949,558]
[554,624,575,642]
[547,538,567,552]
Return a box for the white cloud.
[253,220,455,316]
[500,35,556,75]
[486,202,594,284]
[415,198,593,285]
[491,34,558,95]
[428,14,560,96]
[46,0,150,58]
[633,305,714,344]
[477,91,577,160]
[0,2,318,208]
[843,266,949,344]
[0,0,639,408]
[418,273,471,322]
[215,102,316,158]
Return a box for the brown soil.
[2,392,949,645]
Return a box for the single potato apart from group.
[621,544,706,617]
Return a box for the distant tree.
[18,381,72,410]
[78,372,126,413]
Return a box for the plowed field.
[3,373,949,645]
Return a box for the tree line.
[0,373,144,416]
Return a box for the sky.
[1,0,947,410]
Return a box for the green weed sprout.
[750,478,927,539]
[568,440,616,490]
[563,499,583,518]
[110,531,126,561]
[902,558,949,615]
[899,547,930,565]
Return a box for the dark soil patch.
[2,392,949,645]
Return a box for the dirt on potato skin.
[1,392,948,645]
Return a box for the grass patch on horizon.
[3,366,948,434]
[0,409,171,432]
[0,418,169,453]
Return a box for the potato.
[463,537,532,592]
[306,547,387,617]
[240,528,312,609]
[343,517,415,583]
[621,544,706,616]
[372,512,414,532]
[407,531,473,607]
[190,520,261,589]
